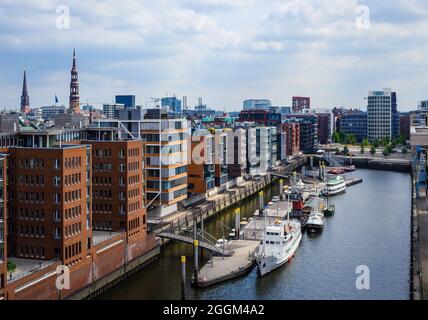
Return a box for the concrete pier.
[196,240,260,288]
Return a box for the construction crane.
[149,97,161,108]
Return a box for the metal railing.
[7,258,60,284]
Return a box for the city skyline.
[1,1,428,111]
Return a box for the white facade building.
[367,89,392,141]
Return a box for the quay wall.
[411,169,422,300]
[3,233,160,300]
[311,155,411,173]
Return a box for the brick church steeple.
[20,70,30,114]
[69,48,80,114]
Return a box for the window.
[54,176,61,187]
[54,159,60,169]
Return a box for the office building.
[399,113,411,140]
[115,95,136,109]
[243,99,272,111]
[282,123,300,156]
[103,104,125,119]
[238,109,281,127]
[367,89,393,141]
[187,129,215,195]
[161,97,182,114]
[85,140,146,243]
[339,111,368,142]
[292,97,310,113]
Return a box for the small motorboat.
[272,196,280,202]
[323,204,336,217]
[344,165,356,172]
[215,238,230,248]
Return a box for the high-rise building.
[399,113,411,140]
[187,129,215,195]
[161,97,182,114]
[85,140,146,243]
[238,109,281,127]
[292,97,310,113]
[7,145,92,265]
[0,154,7,292]
[282,123,300,156]
[316,113,332,145]
[115,95,136,109]
[20,71,30,114]
[367,89,393,141]
[339,111,368,142]
[103,104,125,119]
[69,49,80,114]
[391,92,400,138]
[243,99,272,111]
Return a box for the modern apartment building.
[255,127,277,174]
[90,108,189,218]
[400,113,411,140]
[103,104,125,120]
[84,140,146,243]
[282,123,300,156]
[243,99,272,111]
[225,128,247,179]
[187,129,215,195]
[0,154,7,292]
[6,145,92,266]
[340,111,368,142]
[292,97,310,113]
[115,95,136,109]
[367,89,393,141]
[214,129,228,190]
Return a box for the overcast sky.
[0,0,427,111]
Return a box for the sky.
[0,0,427,112]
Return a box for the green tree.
[402,148,408,158]
[372,140,380,148]
[360,143,365,154]
[362,138,370,147]
[335,147,341,155]
[7,261,16,273]
[383,148,390,158]
[332,132,340,144]
[370,146,376,157]
[343,146,349,156]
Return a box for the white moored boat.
[306,196,325,233]
[255,218,302,277]
[322,176,346,196]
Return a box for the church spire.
[69,48,80,114]
[21,70,30,114]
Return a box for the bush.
[7,261,16,273]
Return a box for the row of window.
[65,241,82,260]
[18,208,45,220]
[128,201,141,214]
[65,222,82,238]
[18,192,45,204]
[63,189,82,203]
[64,173,82,186]
[93,189,113,200]
[18,224,45,237]
[19,158,45,169]
[65,205,82,221]
[18,175,45,186]
[64,157,82,169]
[93,176,112,186]
[93,203,113,214]
[18,246,45,258]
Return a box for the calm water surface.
[100,169,411,300]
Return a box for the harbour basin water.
[99,169,411,300]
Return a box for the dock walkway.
[196,240,260,288]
